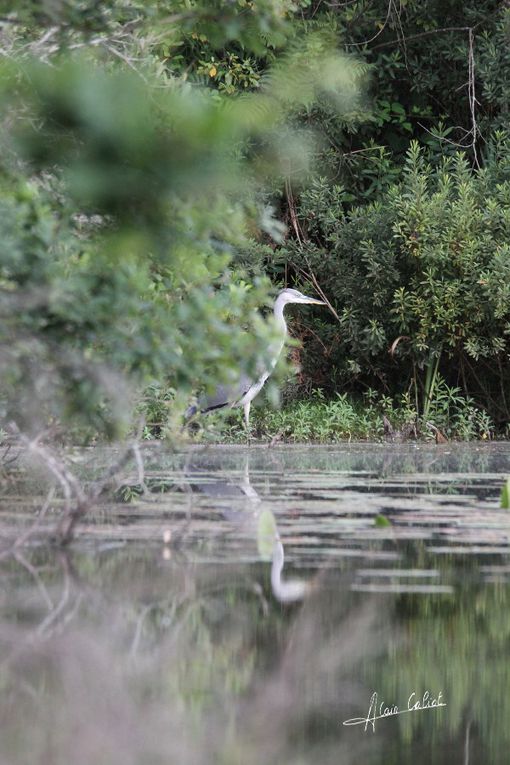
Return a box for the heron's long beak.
[301,295,326,305]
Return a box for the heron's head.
[277,288,326,306]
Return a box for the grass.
[140,383,496,444]
[241,392,387,442]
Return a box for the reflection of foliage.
[2,444,510,762]
[0,548,288,762]
[374,580,510,761]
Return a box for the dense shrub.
[3,0,510,443]
[0,8,360,440]
[284,141,510,429]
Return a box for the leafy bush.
[284,141,510,430]
[0,8,360,440]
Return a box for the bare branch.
[291,259,340,323]
[4,421,145,548]
[345,0,394,48]
[284,177,303,245]
[368,26,472,52]
[467,27,481,169]
[0,485,56,560]
[132,441,149,495]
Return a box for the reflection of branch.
[6,421,144,547]
[0,485,56,560]
[15,552,82,638]
[56,443,137,545]
[0,553,82,679]
[129,603,157,658]
[36,558,72,635]
[13,551,54,611]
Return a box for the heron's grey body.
[190,288,325,429]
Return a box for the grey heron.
[187,288,325,430]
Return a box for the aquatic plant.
[501,478,510,509]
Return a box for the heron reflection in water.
[186,288,325,432]
[185,451,311,603]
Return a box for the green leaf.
[374,514,391,527]
[257,509,278,560]
[501,478,510,509]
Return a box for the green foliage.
[2,0,510,443]
[175,389,383,442]
[285,142,510,430]
[196,51,261,95]
[0,59,277,434]
[423,377,493,440]
[305,1,503,175]
[501,477,510,509]
[181,383,491,443]
[0,4,360,440]
[253,391,384,441]
[478,9,510,132]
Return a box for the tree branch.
[5,421,143,548]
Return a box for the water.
[1,442,510,764]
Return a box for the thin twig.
[467,28,480,169]
[5,421,144,547]
[57,445,136,545]
[291,260,340,322]
[8,422,86,513]
[285,177,303,245]
[345,0,394,48]
[13,551,54,611]
[369,26,472,51]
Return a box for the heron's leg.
[244,400,251,438]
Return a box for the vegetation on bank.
[280,140,510,432]
[0,2,360,445]
[1,0,510,450]
[141,385,495,443]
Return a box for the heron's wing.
[199,374,253,412]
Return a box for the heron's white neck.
[261,293,289,372]
[273,293,289,336]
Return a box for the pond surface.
[2,442,510,764]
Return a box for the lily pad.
[257,508,278,560]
